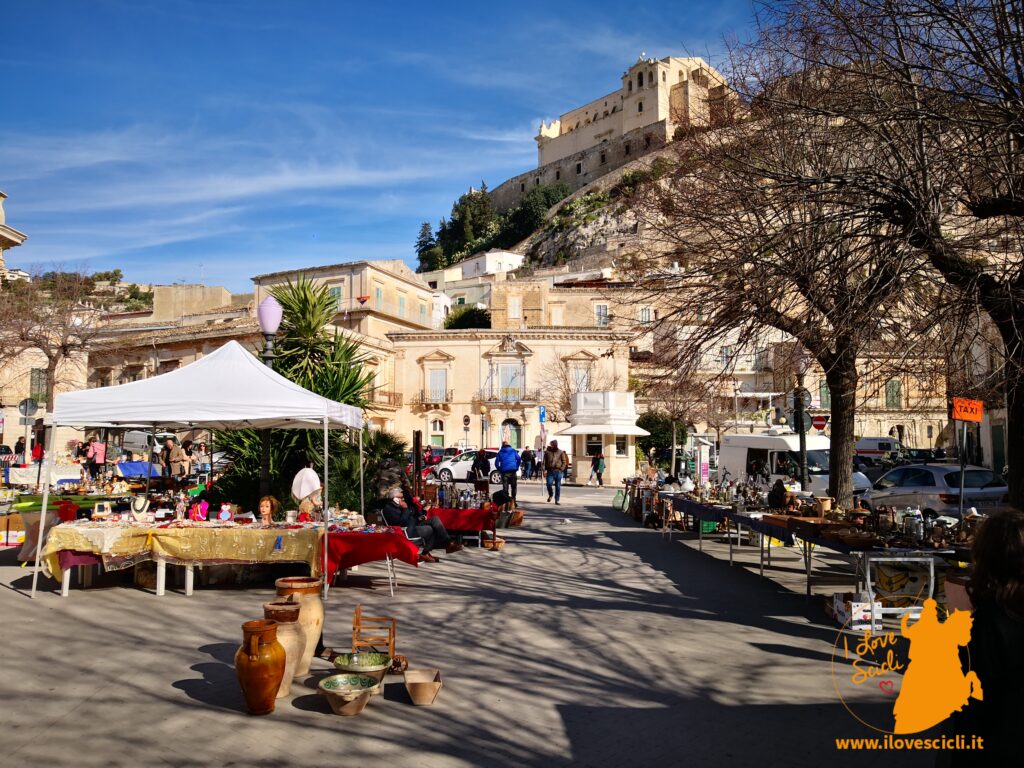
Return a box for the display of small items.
[436,482,486,509]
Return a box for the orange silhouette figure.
[892,599,983,733]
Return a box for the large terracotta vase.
[235,619,286,715]
[275,576,323,676]
[263,600,306,694]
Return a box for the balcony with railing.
[474,387,541,404]
[412,389,454,405]
[370,390,403,408]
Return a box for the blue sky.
[1,0,754,292]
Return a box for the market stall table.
[41,521,322,597]
[324,528,420,596]
[427,507,496,547]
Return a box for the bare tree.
[617,87,932,506]
[0,273,104,407]
[537,352,622,423]
[724,0,1024,505]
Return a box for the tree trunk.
[825,352,858,509]
[45,357,59,414]
[670,420,677,476]
[1002,355,1024,510]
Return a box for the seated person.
[379,487,462,562]
[767,479,797,510]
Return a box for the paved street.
[0,484,928,767]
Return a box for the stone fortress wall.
[490,55,731,213]
[490,120,671,213]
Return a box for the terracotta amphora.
[264,600,307,693]
[235,619,286,715]
[275,577,324,675]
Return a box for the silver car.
[430,450,501,484]
[862,464,1007,518]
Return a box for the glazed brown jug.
[235,619,286,715]
[275,577,323,675]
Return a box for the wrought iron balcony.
[370,390,403,407]
[474,387,541,404]
[413,389,454,405]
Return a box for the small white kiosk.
[555,392,649,485]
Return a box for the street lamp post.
[794,348,811,491]
[257,295,283,498]
[479,405,488,450]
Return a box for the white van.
[855,437,903,464]
[718,428,872,496]
[121,430,176,461]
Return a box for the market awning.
[734,391,784,399]
[52,340,362,430]
[554,424,650,436]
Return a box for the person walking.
[14,436,25,463]
[592,453,606,487]
[496,441,521,505]
[543,440,569,504]
[520,447,535,480]
[587,452,601,485]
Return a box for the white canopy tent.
[30,340,364,598]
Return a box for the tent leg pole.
[322,415,329,602]
[30,426,59,598]
[145,424,157,494]
[359,426,364,517]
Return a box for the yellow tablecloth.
[41,524,323,581]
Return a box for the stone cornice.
[0,223,28,249]
[387,327,632,343]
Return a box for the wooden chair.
[351,603,396,658]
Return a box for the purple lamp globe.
[257,295,283,335]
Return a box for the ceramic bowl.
[332,653,392,686]
[404,668,443,706]
[318,674,380,716]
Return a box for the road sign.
[19,417,34,426]
[18,398,38,417]
[788,411,813,432]
[462,415,471,427]
[538,405,546,423]
[811,415,829,431]
[950,397,984,423]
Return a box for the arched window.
[430,419,444,432]
[637,72,644,87]
[637,101,643,113]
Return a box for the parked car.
[902,448,940,463]
[861,464,1008,518]
[430,449,501,484]
[0,445,11,456]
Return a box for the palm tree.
[211,279,377,511]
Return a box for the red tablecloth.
[428,507,496,535]
[323,528,420,579]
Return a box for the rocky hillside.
[516,149,675,268]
